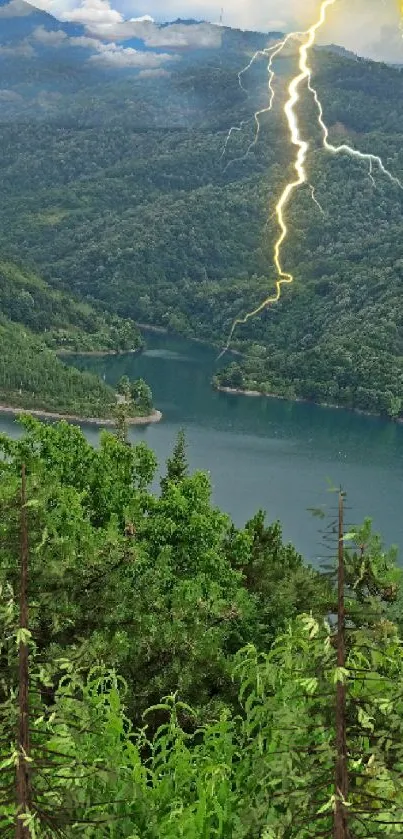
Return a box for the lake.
[2,331,403,566]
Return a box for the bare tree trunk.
[334,490,349,839]
[16,464,31,839]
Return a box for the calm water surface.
[2,331,403,565]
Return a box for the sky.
[3,0,403,63]
[129,0,403,61]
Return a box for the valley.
[3,331,403,563]
[0,39,402,418]
[1,4,403,836]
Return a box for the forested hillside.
[1,417,403,835]
[0,316,119,417]
[0,261,148,416]
[0,261,143,353]
[0,31,402,416]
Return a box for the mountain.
[0,3,279,118]
[0,260,143,353]
[0,316,118,418]
[0,0,84,41]
[316,43,358,61]
[0,260,144,416]
[0,4,402,418]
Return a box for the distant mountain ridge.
[0,0,86,40]
[0,0,368,89]
[0,0,394,70]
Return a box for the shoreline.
[215,385,400,423]
[0,404,162,427]
[135,322,168,335]
[56,347,143,357]
[217,386,262,397]
[136,323,243,356]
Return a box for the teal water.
[2,331,403,565]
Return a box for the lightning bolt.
[237,46,272,94]
[307,78,403,189]
[219,0,402,357]
[219,0,338,356]
[308,183,325,216]
[222,33,300,170]
[220,119,253,160]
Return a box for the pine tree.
[0,464,131,838]
[160,429,188,494]
[113,400,129,445]
[230,491,403,837]
[116,376,131,401]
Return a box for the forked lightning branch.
[219,0,403,357]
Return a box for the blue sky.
[2,0,403,62]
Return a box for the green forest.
[2,13,403,838]
[1,417,403,836]
[0,316,116,418]
[0,261,143,355]
[0,47,402,417]
[0,261,155,419]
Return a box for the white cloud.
[25,0,222,49]
[85,17,221,48]
[31,24,68,42]
[28,21,179,69]
[69,33,100,47]
[24,0,77,16]
[0,0,35,16]
[0,88,23,99]
[30,25,104,49]
[141,21,221,48]
[89,41,176,66]
[60,0,121,25]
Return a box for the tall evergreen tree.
[160,428,188,494]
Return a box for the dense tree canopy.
[0,263,150,417]
[1,419,403,836]
[0,261,143,354]
[0,46,402,416]
[0,417,329,724]
[0,317,119,417]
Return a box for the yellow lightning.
[307,77,403,189]
[219,0,403,357]
[222,33,300,168]
[250,34,301,152]
[219,0,337,356]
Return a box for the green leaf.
[15,628,32,646]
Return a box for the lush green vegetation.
[0,47,402,417]
[0,261,152,418]
[0,260,143,354]
[0,317,121,417]
[117,375,154,417]
[1,418,403,836]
